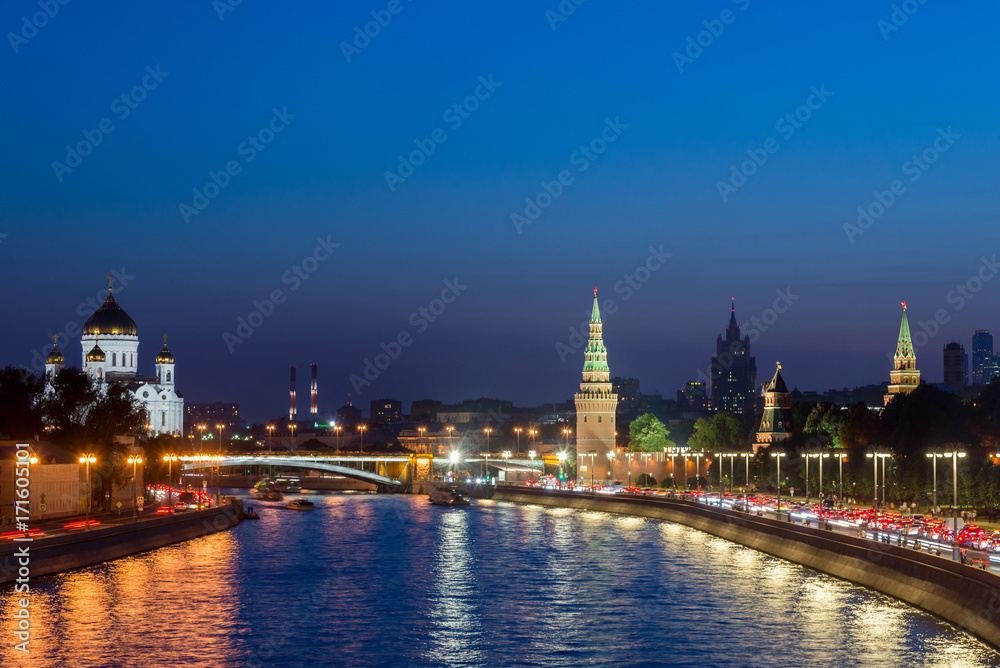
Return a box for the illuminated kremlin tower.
[754,362,793,453]
[885,301,920,405]
[574,288,618,478]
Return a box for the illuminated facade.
[44,277,184,434]
[710,300,757,418]
[754,363,793,453]
[574,289,617,476]
[884,301,920,406]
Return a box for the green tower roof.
[582,288,609,373]
[895,301,914,359]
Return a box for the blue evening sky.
[2,1,998,421]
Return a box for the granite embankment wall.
[494,487,1000,650]
[0,500,243,585]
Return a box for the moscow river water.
[3,493,1000,668]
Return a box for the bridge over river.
[178,453,544,492]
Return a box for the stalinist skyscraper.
[885,301,920,405]
[574,288,618,479]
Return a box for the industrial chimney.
[310,363,318,415]
[289,366,297,420]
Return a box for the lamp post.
[484,427,493,454]
[607,450,615,482]
[418,426,427,454]
[818,453,829,503]
[79,454,96,529]
[692,452,703,493]
[838,452,847,506]
[740,451,752,495]
[216,423,225,453]
[266,424,274,453]
[625,451,634,488]
[866,452,879,509]
[502,450,511,484]
[562,428,571,451]
[683,453,689,491]
[289,423,297,452]
[162,454,177,513]
[514,427,522,455]
[448,450,460,481]
[333,425,342,450]
[127,455,143,521]
[771,451,786,519]
[557,451,567,485]
[803,453,811,504]
[926,452,940,512]
[586,450,597,488]
[357,424,366,452]
[528,450,538,482]
[941,449,967,560]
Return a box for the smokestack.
[289,366,297,420]
[310,363,318,415]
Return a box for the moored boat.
[286,498,315,510]
[429,485,471,507]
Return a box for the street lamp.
[838,451,847,506]
[514,427,522,455]
[817,453,829,503]
[585,450,597,488]
[866,451,890,509]
[216,423,225,453]
[333,425,342,450]
[529,429,537,448]
[692,452,703,493]
[557,450,567,484]
[449,450,460,481]
[528,450,538,481]
[127,455,143,521]
[484,427,493,454]
[562,428,571,451]
[289,423,297,452]
[770,451,786,519]
[79,454,97,529]
[357,424,366,452]
[162,454,178,513]
[266,424,275,453]
[607,450,615,481]
[625,451,634,487]
[418,426,427,454]
[739,451,752,495]
[502,450,511,484]
[940,449,967,560]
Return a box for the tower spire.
[107,272,114,293]
[885,300,920,405]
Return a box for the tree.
[628,413,673,452]
[37,367,98,445]
[0,365,43,438]
[689,412,742,452]
[838,402,883,450]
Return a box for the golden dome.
[46,345,64,365]
[83,293,137,337]
[156,344,175,364]
[86,342,106,363]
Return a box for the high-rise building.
[754,363,793,453]
[885,301,920,405]
[677,381,709,412]
[710,300,757,419]
[943,342,967,390]
[370,398,403,424]
[984,355,1000,386]
[574,288,618,478]
[612,376,640,424]
[972,330,994,386]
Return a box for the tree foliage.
[0,365,44,438]
[628,413,673,452]
[689,412,742,452]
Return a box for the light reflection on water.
[0,495,998,668]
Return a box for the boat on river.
[429,485,471,507]
[287,498,315,511]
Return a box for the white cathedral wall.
[81,335,139,373]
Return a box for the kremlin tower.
[885,301,920,405]
[574,288,618,477]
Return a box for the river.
[2,493,999,667]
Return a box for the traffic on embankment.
[493,485,1000,652]
[0,497,243,585]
